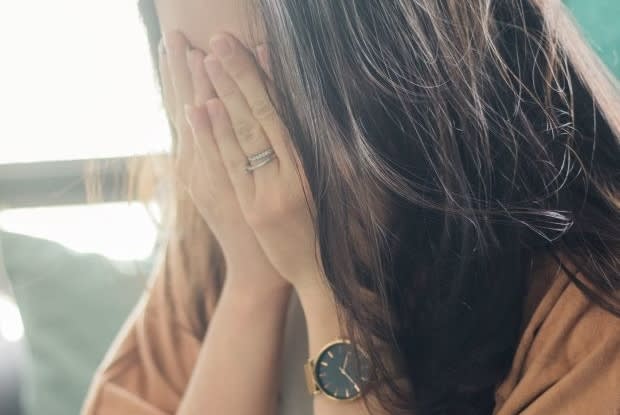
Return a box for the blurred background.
[0,1,618,414]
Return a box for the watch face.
[314,340,371,401]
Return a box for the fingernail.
[210,35,232,59]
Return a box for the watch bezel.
[312,338,371,402]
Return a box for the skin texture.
[156,0,327,301]
[156,1,288,296]
[156,0,388,293]
[155,2,295,413]
[155,0,265,53]
[154,1,394,413]
[192,35,324,289]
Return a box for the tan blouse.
[81,256,620,415]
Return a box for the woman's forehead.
[153,0,263,53]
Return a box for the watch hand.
[341,352,350,371]
[339,367,360,392]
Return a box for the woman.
[82,0,620,414]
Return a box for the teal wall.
[565,0,620,78]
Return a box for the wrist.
[294,270,337,313]
[222,273,293,312]
[295,278,344,357]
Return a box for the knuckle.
[233,119,261,143]
[227,59,249,80]
[250,97,275,121]
[218,85,237,100]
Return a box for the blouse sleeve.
[493,270,620,415]
[81,241,209,415]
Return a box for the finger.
[205,97,255,206]
[164,31,196,172]
[209,33,291,171]
[185,50,227,195]
[158,37,176,120]
[164,31,195,111]
[186,48,217,106]
[253,44,279,108]
[256,43,273,81]
[174,107,198,188]
[203,52,279,175]
[184,104,232,202]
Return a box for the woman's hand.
[184,32,326,292]
[159,30,290,297]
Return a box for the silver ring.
[247,148,275,163]
[245,152,277,173]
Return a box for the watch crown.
[304,359,320,395]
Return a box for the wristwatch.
[304,338,372,401]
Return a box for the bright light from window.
[0,0,171,164]
[0,295,24,343]
[0,203,160,261]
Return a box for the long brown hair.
[136,0,620,413]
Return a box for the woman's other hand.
[159,30,290,297]
[185,32,325,293]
